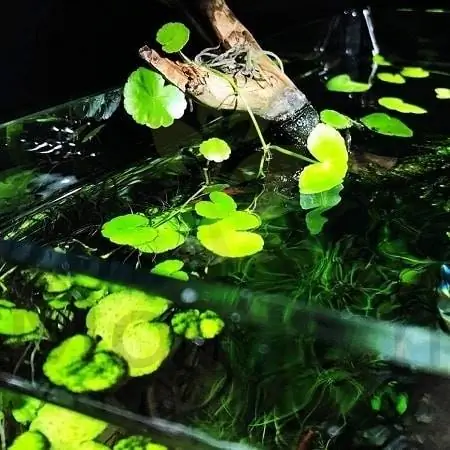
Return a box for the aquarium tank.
[0,3,449,450]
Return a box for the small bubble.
[181,288,198,303]
[258,344,270,354]
[230,312,241,323]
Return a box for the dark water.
[0,8,449,450]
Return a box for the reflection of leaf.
[401,67,429,78]
[300,184,343,235]
[123,68,187,129]
[151,259,189,281]
[360,113,413,137]
[299,124,348,195]
[373,54,392,66]
[378,97,427,114]
[435,88,450,99]
[199,137,231,162]
[326,74,371,93]
[320,109,352,129]
[156,22,190,53]
[377,73,405,84]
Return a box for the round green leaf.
[151,259,189,281]
[119,321,171,376]
[0,307,41,336]
[360,113,413,137]
[299,124,348,195]
[156,22,190,53]
[306,123,349,164]
[378,97,427,114]
[197,222,264,258]
[401,66,429,78]
[124,68,187,128]
[435,88,450,99]
[8,431,49,450]
[219,211,262,230]
[320,109,353,129]
[199,137,231,162]
[101,214,150,245]
[194,191,237,219]
[326,74,371,93]
[377,73,406,84]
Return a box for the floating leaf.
[299,124,349,195]
[326,74,371,93]
[156,22,190,53]
[360,113,413,137]
[151,259,189,281]
[401,66,429,78]
[196,210,263,258]
[199,137,231,162]
[101,214,150,245]
[197,221,263,258]
[124,68,187,128]
[300,184,343,235]
[377,73,406,84]
[195,191,237,219]
[378,97,427,114]
[320,109,353,129]
[373,54,392,66]
[435,88,450,99]
[101,213,187,254]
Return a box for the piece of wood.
[139,0,312,120]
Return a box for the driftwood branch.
[139,0,311,120]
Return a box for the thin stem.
[269,145,316,164]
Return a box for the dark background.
[1,0,448,122]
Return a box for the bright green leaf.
[151,259,189,281]
[378,97,427,114]
[370,395,382,411]
[0,307,41,336]
[197,222,264,258]
[395,393,408,415]
[299,124,348,195]
[8,431,49,450]
[401,66,429,78]
[156,22,190,53]
[320,109,353,129]
[360,112,413,137]
[377,73,406,84]
[219,210,262,230]
[373,54,392,66]
[435,88,450,99]
[124,68,187,128]
[326,74,371,93]
[119,321,171,376]
[171,309,224,340]
[101,214,149,245]
[300,184,343,235]
[86,290,170,347]
[194,191,237,219]
[30,404,107,449]
[199,137,231,162]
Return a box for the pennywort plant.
[123,21,351,198]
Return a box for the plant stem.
[268,145,316,164]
